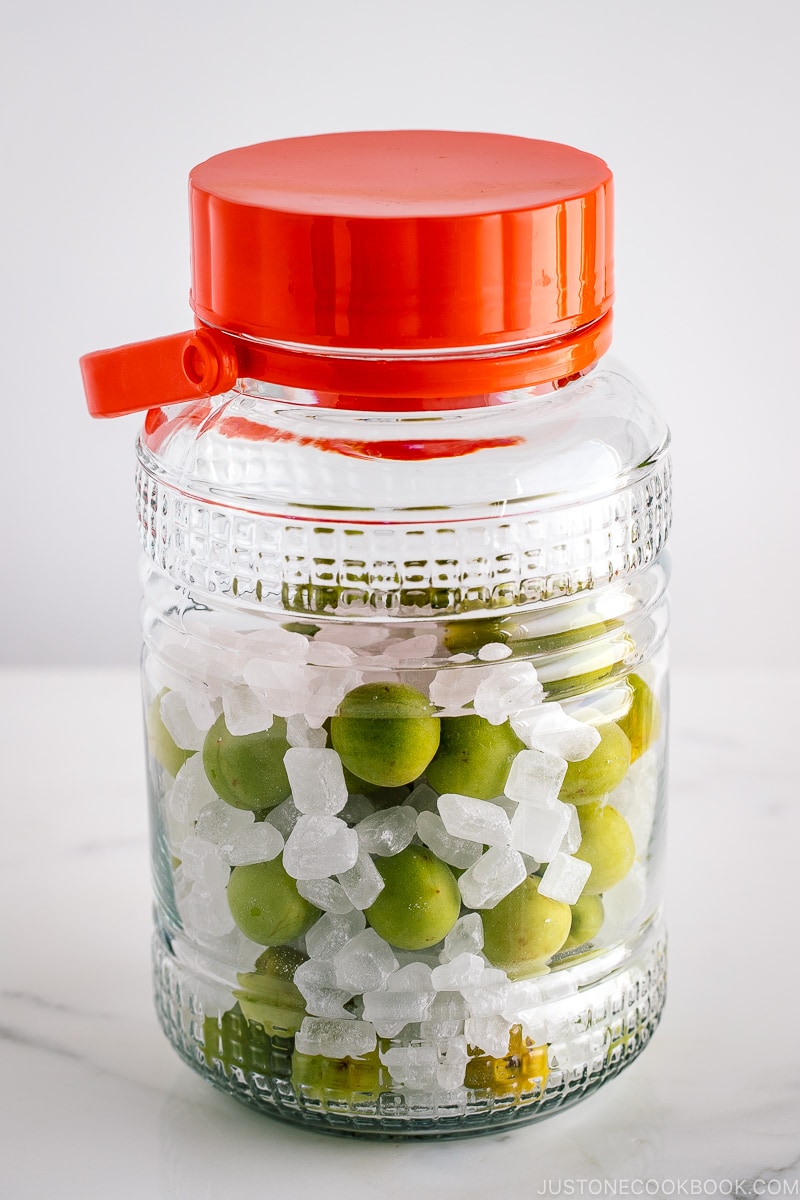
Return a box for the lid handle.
[80,327,239,418]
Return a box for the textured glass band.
[135,454,671,615]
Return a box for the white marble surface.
[2,668,798,1198]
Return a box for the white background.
[2,0,798,667]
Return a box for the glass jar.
[82,131,671,1138]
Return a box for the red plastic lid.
[190,130,613,350]
[81,131,614,417]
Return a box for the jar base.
[152,917,666,1140]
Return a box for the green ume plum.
[443,618,512,655]
[146,690,194,778]
[619,674,660,763]
[203,713,291,811]
[365,845,460,950]
[234,945,308,1034]
[443,616,620,661]
[292,1048,391,1103]
[564,893,605,950]
[574,803,635,895]
[426,715,525,800]
[227,859,320,944]
[559,721,631,804]
[539,630,631,700]
[443,617,627,704]
[330,683,440,787]
[481,875,571,978]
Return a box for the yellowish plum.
[559,722,631,804]
[573,803,635,895]
[481,875,571,978]
[619,674,660,762]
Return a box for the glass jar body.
[140,358,670,1137]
